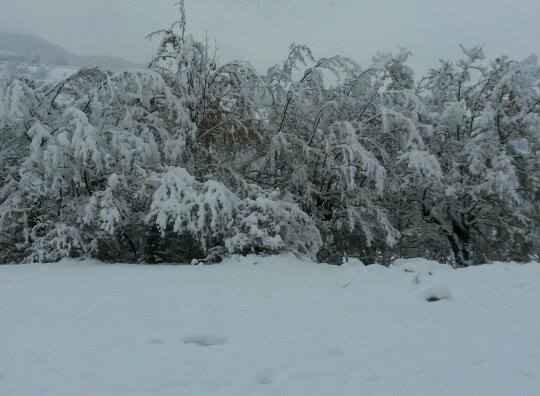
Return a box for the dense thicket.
[1,4,538,265]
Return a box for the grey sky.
[1,0,539,74]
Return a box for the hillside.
[0,31,142,71]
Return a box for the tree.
[0,5,537,265]
[385,47,539,266]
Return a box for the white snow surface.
[1,255,539,395]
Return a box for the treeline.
[0,4,538,265]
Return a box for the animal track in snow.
[183,335,228,346]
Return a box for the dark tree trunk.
[143,225,162,264]
[447,218,472,267]
[446,233,471,267]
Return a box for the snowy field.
[1,255,539,396]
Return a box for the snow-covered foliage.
[384,47,540,265]
[0,5,537,264]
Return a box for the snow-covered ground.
[0,255,539,396]
[1,63,79,83]
[42,66,78,83]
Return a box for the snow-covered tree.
[385,47,539,266]
[0,4,537,265]
[0,5,321,263]
[244,46,410,262]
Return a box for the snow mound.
[421,284,452,302]
[393,257,451,275]
[341,257,365,266]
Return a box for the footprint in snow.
[254,368,274,385]
[183,335,228,346]
[325,347,344,357]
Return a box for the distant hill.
[0,31,142,71]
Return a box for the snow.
[13,64,78,83]
[419,284,452,302]
[42,66,78,83]
[0,255,539,395]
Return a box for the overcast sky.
[1,0,539,74]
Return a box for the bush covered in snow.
[0,3,538,265]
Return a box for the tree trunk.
[143,225,161,264]
[447,219,472,267]
[446,233,471,267]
